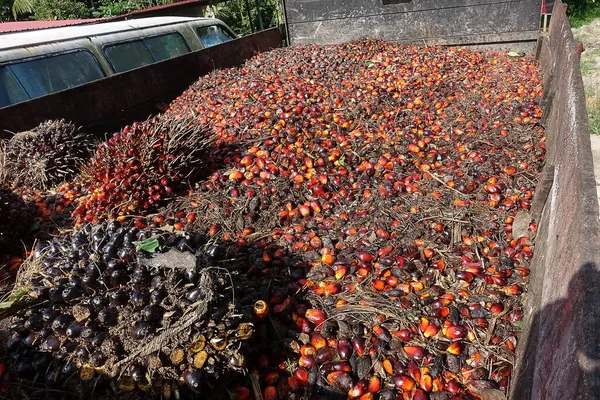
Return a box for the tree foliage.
[32,0,89,19]
[205,0,283,36]
[0,0,283,34]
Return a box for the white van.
[0,17,236,108]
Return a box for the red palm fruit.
[393,375,416,391]
[407,366,421,383]
[419,317,430,333]
[394,329,412,341]
[358,252,376,263]
[423,323,439,338]
[385,275,398,287]
[505,284,523,295]
[324,282,342,296]
[359,394,374,400]
[456,271,474,283]
[296,317,311,333]
[445,379,460,394]
[432,377,444,392]
[472,318,488,328]
[299,355,316,368]
[431,259,445,270]
[315,347,337,364]
[446,342,463,356]
[311,333,327,349]
[379,246,394,257]
[264,371,280,385]
[373,280,386,291]
[253,300,269,318]
[423,248,435,259]
[335,265,349,279]
[263,386,278,400]
[352,337,365,356]
[382,359,394,375]
[489,303,504,314]
[310,236,323,249]
[300,344,316,356]
[229,171,244,181]
[232,386,251,400]
[349,380,368,398]
[420,373,433,392]
[327,372,353,392]
[413,388,428,400]
[305,309,326,325]
[368,376,381,393]
[337,339,353,359]
[433,306,450,318]
[408,143,420,153]
[373,325,392,342]
[444,325,467,340]
[333,361,352,372]
[294,368,309,385]
[287,376,302,391]
[322,253,335,265]
[404,346,425,360]
[299,205,311,217]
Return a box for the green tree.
[204,0,283,36]
[32,0,90,19]
[0,0,34,20]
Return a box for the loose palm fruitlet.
[7,219,291,399]
[74,113,213,224]
[2,120,96,190]
[152,39,544,399]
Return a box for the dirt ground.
[573,20,600,207]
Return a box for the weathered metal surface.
[284,0,541,49]
[511,0,600,398]
[0,27,281,136]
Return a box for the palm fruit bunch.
[74,114,213,225]
[0,187,37,254]
[6,220,301,399]
[2,120,96,190]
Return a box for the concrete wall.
[284,0,541,50]
[0,28,281,137]
[511,0,600,398]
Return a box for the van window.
[0,67,28,108]
[104,32,190,73]
[197,25,234,48]
[0,50,105,108]
[146,33,190,62]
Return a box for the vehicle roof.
[0,16,223,51]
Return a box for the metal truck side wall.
[0,28,282,136]
[511,0,600,398]
[284,0,541,51]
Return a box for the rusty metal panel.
[284,0,541,47]
[0,28,281,136]
[510,0,600,398]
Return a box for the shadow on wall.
[512,263,600,398]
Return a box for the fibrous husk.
[3,120,96,190]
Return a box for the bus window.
[197,25,234,48]
[0,66,28,108]
[1,50,105,107]
[145,33,190,62]
[104,40,154,73]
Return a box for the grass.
[587,86,600,134]
[580,49,600,75]
[569,4,600,28]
